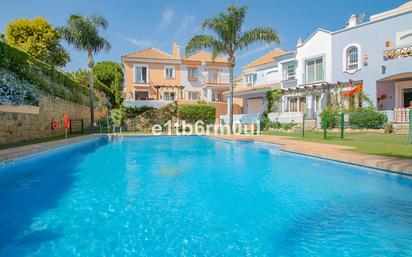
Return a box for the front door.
[403,88,412,108]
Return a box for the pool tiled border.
[0,134,102,164]
[212,135,412,176]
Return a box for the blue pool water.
[0,136,411,256]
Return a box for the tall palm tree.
[59,15,111,126]
[185,6,280,133]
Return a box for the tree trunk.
[229,65,234,134]
[88,50,95,127]
[228,56,235,134]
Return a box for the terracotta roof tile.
[226,82,281,94]
[184,51,227,62]
[242,48,289,70]
[122,47,178,60]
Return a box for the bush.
[261,117,281,130]
[348,107,387,129]
[0,41,112,105]
[320,107,340,128]
[281,123,294,131]
[120,105,153,120]
[177,103,216,125]
[0,69,39,105]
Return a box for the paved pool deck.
[0,134,101,163]
[214,135,412,176]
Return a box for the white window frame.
[187,68,198,78]
[286,64,295,80]
[163,91,176,101]
[164,66,175,79]
[245,73,257,86]
[305,57,324,83]
[133,64,149,84]
[342,43,361,74]
[187,91,200,100]
[208,70,219,83]
[212,92,222,102]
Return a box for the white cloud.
[114,33,157,48]
[237,45,272,60]
[157,7,175,31]
[127,38,157,48]
[175,15,196,35]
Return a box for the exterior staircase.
[392,123,410,134]
[291,119,317,133]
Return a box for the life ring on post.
[63,114,70,129]
[51,119,58,130]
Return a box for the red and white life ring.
[51,119,58,130]
[63,114,70,129]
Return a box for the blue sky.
[0,0,406,76]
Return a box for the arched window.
[346,46,358,70]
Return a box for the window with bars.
[346,46,358,70]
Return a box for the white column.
[297,97,301,112]
[306,95,312,118]
[207,88,212,102]
[227,97,233,115]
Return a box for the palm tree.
[185,6,280,133]
[59,15,111,126]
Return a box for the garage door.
[247,98,263,114]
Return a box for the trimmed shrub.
[320,107,340,128]
[348,107,387,129]
[177,103,216,125]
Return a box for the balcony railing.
[394,108,411,123]
[220,113,262,124]
[123,100,173,108]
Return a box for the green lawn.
[262,131,412,159]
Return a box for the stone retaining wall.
[0,96,107,144]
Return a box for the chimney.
[296,37,303,47]
[346,14,358,28]
[172,42,180,58]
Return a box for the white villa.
[222,1,412,128]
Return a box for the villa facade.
[121,43,231,109]
[223,1,412,126]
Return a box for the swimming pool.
[0,136,411,256]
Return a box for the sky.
[0,0,407,76]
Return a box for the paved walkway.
[214,135,412,175]
[0,134,100,163]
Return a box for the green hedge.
[348,107,387,129]
[177,103,216,124]
[0,41,113,105]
